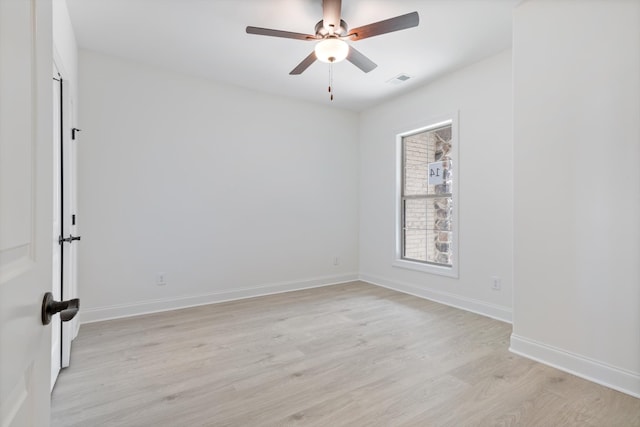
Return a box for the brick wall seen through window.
[401,123,453,267]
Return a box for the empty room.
[1,0,639,426]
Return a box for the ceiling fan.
[246,0,419,75]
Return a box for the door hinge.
[59,234,81,245]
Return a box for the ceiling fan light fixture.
[314,38,349,63]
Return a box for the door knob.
[41,292,80,325]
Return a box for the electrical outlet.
[333,256,340,266]
[491,276,501,291]
[156,272,167,286]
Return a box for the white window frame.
[393,112,459,278]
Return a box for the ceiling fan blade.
[347,11,419,41]
[346,46,377,73]
[322,0,342,33]
[246,26,316,41]
[290,51,317,75]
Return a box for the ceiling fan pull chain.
[329,61,334,101]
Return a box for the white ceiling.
[65,0,516,111]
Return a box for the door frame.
[51,62,63,390]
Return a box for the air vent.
[387,73,412,85]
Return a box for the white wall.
[77,50,359,322]
[53,0,78,91]
[511,0,640,397]
[358,50,513,322]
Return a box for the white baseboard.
[80,273,359,324]
[360,273,512,323]
[510,334,640,398]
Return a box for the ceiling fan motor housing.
[315,19,348,37]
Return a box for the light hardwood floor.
[51,282,640,426]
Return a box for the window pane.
[427,127,453,196]
[403,198,427,261]
[403,134,429,196]
[404,126,453,197]
[427,197,453,266]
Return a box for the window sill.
[392,259,458,278]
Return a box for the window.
[394,115,458,277]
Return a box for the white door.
[61,123,80,369]
[58,69,79,369]
[0,0,55,425]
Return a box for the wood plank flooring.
[51,282,640,426]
